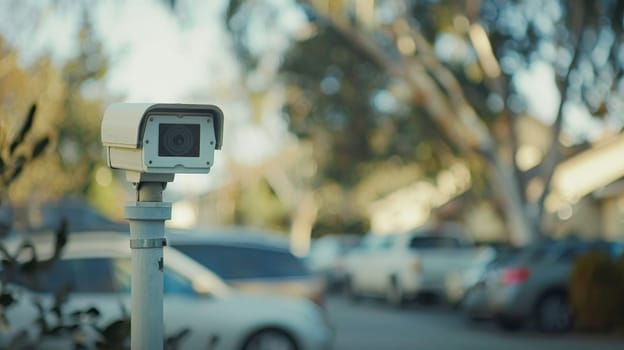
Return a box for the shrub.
[569,251,624,331]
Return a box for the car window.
[490,247,521,264]
[359,235,380,251]
[163,267,196,295]
[512,244,553,263]
[25,257,117,293]
[112,258,132,293]
[359,235,393,251]
[309,240,342,261]
[556,245,589,262]
[556,242,613,262]
[409,236,461,249]
[112,258,196,296]
[374,235,394,250]
[174,244,310,280]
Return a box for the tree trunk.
[290,192,318,256]
[487,153,535,244]
[305,1,538,244]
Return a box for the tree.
[0,103,52,236]
[0,37,66,207]
[225,0,624,243]
[0,10,111,219]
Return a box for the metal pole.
[125,182,171,350]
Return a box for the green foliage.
[569,251,624,331]
[0,12,111,211]
[235,178,289,229]
[0,104,51,191]
[0,225,191,349]
[8,105,36,156]
[0,220,68,346]
[224,0,624,236]
[280,25,455,185]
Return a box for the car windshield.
[19,257,118,293]
[409,236,462,249]
[545,241,617,262]
[173,244,310,280]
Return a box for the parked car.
[307,234,362,291]
[461,239,622,333]
[343,229,477,306]
[0,231,333,350]
[167,227,326,306]
[444,243,518,307]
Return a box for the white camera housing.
[101,103,223,181]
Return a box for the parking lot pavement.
[326,295,624,350]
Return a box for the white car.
[167,228,326,305]
[344,231,477,306]
[0,231,333,350]
[307,234,361,291]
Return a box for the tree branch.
[534,4,588,227]
[300,0,535,243]
[301,0,476,154]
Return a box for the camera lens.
[158,123,200,157]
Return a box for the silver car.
[0,231,333,350]
[462,239,621,333]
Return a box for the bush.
[0,226,191,349]
[569,251,624,331]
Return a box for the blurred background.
[1,0,624,349]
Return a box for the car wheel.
[242,329,298,350]
[461,288,488,322]
[386,277,405,307]
[535,292,573,333]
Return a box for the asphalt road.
[326,296,624,350]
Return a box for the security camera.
[101,103,224,182]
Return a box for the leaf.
[31,136,50,159]
[33,298,49,333]
[17,240,38,278]
[52,283,73,319]
[9,104,37,156]
[53,217,69,258]
[0,244,15,265]
[70,306,100,321]
[86,306,101,318]
[165,327,191,349]
[594,102,608,118]
[0,292,15,307]
[97,318,130,344]
[0,249,17,284]
[7,156,26,185]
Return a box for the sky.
[514,61,605,143]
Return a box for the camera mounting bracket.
[126,170,175,184]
